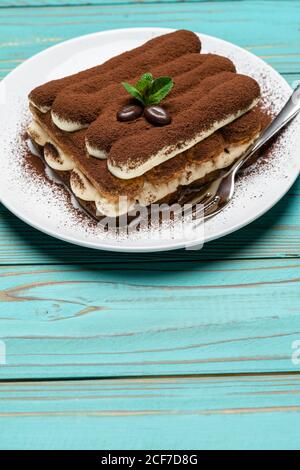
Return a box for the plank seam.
[1,370,300,384]
[0,1,230,10]
[0,255,300,266]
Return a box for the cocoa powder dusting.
[29,30,201,111]
[52,53,235,126]
[86,67,237,153]
[108,74,261,172]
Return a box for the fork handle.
[232,83,300,174]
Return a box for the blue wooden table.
[0,0,300,450]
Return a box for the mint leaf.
[150,77,173,95]
[146,77,174,105]
[136,73,153,94]
[122,74,174,107]
[122,82,144,104]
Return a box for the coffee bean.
[144,105,171,126]
[117,104,143,122]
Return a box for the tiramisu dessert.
[27,29,263,218]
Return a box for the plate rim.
[0,27,298,253]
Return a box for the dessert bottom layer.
[27,119,259,218]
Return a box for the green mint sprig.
[122,73,174,107]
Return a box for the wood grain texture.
[1,0,206,7]
[0,1,237,7]
[1,259,300,379]
[1,374,300,449]
[0,1,300,79]
[1,178,299,264]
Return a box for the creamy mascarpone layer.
[70,168,100,201]
[85,140,107,159]
[27,120,257,217]
[51,111,89,132]
[29,99,51,114]
[28,121,75,171]
[30,97,88,131]
[95,137,257,216]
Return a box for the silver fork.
[128,84,300,231]
[187,83,300,221]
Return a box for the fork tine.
[203,197,220,218]
[204,201,230,221]
[184,189,211,206]
[192,199,227,229]
[203,195,220,212]
[176,192,219,222]
[187,187,218,210]
[181,193,213,221]
[200,193,219,211]
[189,177,222,205]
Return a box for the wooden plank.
[1,374,300,449]
[0,177,299,264]
[0,2,299,78]
[0,0,206,7]
[0,259,300,379]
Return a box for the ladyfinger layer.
[85,63,237,158]
[107,74,260,179]
[52,54,235,132]
[27,108,262,217]
[29,30,201,114]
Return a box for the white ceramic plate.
[0,28,299,252]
